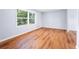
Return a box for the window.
[17,9,28,26]
[29,12,35,24]
[17,9,35,26]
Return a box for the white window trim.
[16,9,36,27]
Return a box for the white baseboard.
[42,26,67,30]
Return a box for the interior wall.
[0,9,42,40]
[42,10,67,29]
[67,9,79,31]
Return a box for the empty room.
[0,9,78,49]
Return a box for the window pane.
[33,13,35,19]
[29,12,35,24]
[17,19,27,25]
[17,9,28,26]
[17,9,28,17]
[29,12,32,18]
[22,18,28,24]
[17,18,23,25]
[29,19,35,24]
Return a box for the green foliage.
[17,9,28,17]
[17,18,27,26]
[17,9,28,26]
[29,19,35,24]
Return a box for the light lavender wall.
[0,9,42,40]
[42,10,67,29]
[67,9,79,31]
[0,9,17,40]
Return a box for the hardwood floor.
[0,28,76,49]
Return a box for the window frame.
[29,12,35,24]
[17,9,28,26]
[17,9,36,26]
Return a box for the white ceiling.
[34,9,63,12]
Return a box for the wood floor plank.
[0,28,76,49]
